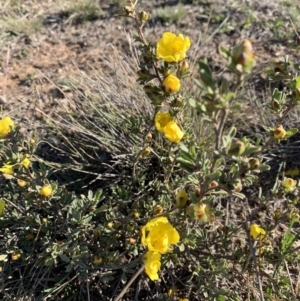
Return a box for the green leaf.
[272,88,286,103]
[225,92,234,101]
[178,143,189,153]
[218,45,230,59]
[295,76,300,89]
[189,98,207,112]
[94,205,108,214]
[177,157,195,166]
[259,165,271,172]
[205,171,222,180]
[285,128,298,139]
[178,243,185,252]
[198,61,214,87]
[58,254,70,263]
[94,189,103,202]
[227,126,237,139]
[243,146,262,156]
[232,191,245,199]
[0,200,5,217]
[88,190,93,200]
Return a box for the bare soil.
[1,0,299,122]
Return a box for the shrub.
[1,2,300,301]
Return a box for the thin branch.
[114,265,144,301]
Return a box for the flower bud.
[107,222,114,229]
[172,95,184,107]
[163,74,181,93]
[209,181,218,188]
[127,237,137,244]
[232,39,254,68]
[282,177,297,192]
[139,11,150,23]
[175,189,189,208]
[194,187,201,198]
[153,205,163,215]
[145,132,152,141]
[181,60,189,72]
[30,139,35,145]
[17,179,27,187]
[93,255,103,265]
[89,205,96,212]
[193,202,214,222]
[249,158,260,170]
[11,251,21,261]
[131,210,140,219]
[228,141,246,156]
[274,125,286,139]
[124,5,134,15]
[140,147,151,158]
[39,185,52,197]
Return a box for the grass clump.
[155,4,187,25]
[64,0,103,24]
[1,1,300,301]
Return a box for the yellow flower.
[250,223,266,240]
[156,32,191,63]
[155,111,173,133]
[0,116,14,139]
[274,125,286,139]
[40,185,53,197]
[163,74,181,93]
[143,251,161,281]
[141,216,180,254]
[163,121,184,143]
[282,177,297,192]
[0,163,15,175]
[0,156,30,176]
[175,189,188,208]
[22,158,31,168]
